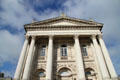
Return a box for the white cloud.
[0,0,61,30]
[0,0,36,30]
[30,0,55,8]
[0,30,23,65]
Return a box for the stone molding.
[26,30,102,37]
[25,25,102,31]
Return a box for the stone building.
[14,15,118,80]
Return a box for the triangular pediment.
[25,16,103,27]
[51,21,79,26]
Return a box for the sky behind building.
[0,0,120,77]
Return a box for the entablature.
[26,30,102,36]
[25,25,102,32]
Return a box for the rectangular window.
[61,44,68,60]
[40,45,46,56]
[81,45,88,56]
[61,47,67,56]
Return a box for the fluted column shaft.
[14,36,29,80]
[46,36,53,80]
[98,35,117,78]
[74,35,86,80]
[22,36,36,80]
[91,35,110,80]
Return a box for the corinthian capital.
[31,35,36,40]
[74,35,79,39]
[25,35,29,39]
[91,35,96,39]
[49,35,54,39]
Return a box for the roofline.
[24,16,103,26]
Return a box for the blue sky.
[0,0,120,77]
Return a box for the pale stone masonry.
[74,35,85,80]
[14,15,118,80]
[46,36,53,80]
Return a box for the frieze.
[25,25,102,32]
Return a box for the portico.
[14,15,118,80]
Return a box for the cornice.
[25,25,102,28]
[25,25,102,32]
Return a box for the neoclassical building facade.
[14,15,118,80]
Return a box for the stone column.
[98,35,118,79]
[74,35,86,80]
[14,36,29,80]
[22,36,36,80]
[91,43,102,80]
[91,35,110,80]
[46,35,53,80]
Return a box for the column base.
[103,77,118,80]
[12,79,28,80]
[13,78,24,80]
[77,78,86,80]
[46,79,51,80]
[13,79,19,80]
[110,77,119,80]
[103,78,110,80]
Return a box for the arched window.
[40,45,46,56]
[85,71,91,76]
[81,45,88,56]
[39,72,45,77]
[85,68,96,80]
[38,69,45,77]
[85,68,95,76]
[59,68,71,77]
[61,44,67,56]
